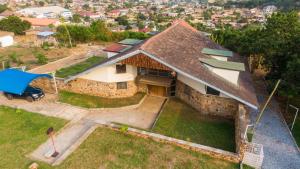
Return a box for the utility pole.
[254,79,281,130]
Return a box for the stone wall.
[176,80,238,118]
[235,104,249,159]
[32,78,138,98]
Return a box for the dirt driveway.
[29,45,106,74]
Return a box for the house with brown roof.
[63,20,258,116]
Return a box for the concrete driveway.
[87,96,166,129]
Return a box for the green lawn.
[0,106,239,169]
[0,106,66,169]
[38,127,239,169]
[152,98,236,152]
[55,56,106,78]
[59,91,145,108]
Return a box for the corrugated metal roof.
[199,58,245,71]
[201,48,233,57]
[118,39,143,45]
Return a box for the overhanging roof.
[0,69,52,95]
[199,58,245,71]
[201,48,233,57]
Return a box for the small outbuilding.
[0,31,14,47]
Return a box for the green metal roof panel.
[118,39,143,45]
[201,48,233,57]
[199,58,245,71]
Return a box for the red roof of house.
[22,18,59,27]
[103,44,130,53]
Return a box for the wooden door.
[148,85,166,97]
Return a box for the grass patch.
[0,106,66,169]
[55,56,106,78]
[152,98,236,152]
[0,106,238,169]
[59,91,145,108]
[38,127,239,169]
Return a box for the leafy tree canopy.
[0,16,31,35]
[211,11,300,98]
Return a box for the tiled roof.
[103,43,131,53]
[70,20,258,109]
[199,58,245,71]
[21,18,59,27]
[201,48,233,57]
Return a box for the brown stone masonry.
[176,80,238,118]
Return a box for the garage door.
[148,85,166,97]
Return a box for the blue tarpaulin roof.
[0,69,52,95]
[37,31,55,37]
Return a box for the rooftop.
[199,58,245,71]
[201,48,233,57]
[118,39,143,46]
[103,44,131,53]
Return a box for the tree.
[116,16,129,26]
[82,4,90,11]
[0,4,7,13]
[72,14,81,23]
[203,9,212,20]
[38,1,45,6]
[0,16,31,35]
[211,11,300,98]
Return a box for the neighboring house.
[17,6,72,19]
[35,31,57,46]
[22,18,61,29]
[62,20,258,116]
[0,31,14,47]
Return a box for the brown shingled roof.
[70,20,258,109]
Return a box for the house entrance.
[148,85,166,97]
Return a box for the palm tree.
[59,17,73,48]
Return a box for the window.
[116,64,126,74]
[184,84,191,95]
[206,86,220,96]
[117,82,127,89]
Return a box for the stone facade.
[235,104,248,158]
[176,80,238,118]
[32,78,139,98]
[60,78,138,98]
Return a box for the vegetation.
[152,98,236,152]
[0,4,7,13]
[0,106,66,169]
[34,52,48,65]
[211,11,300,99]
[0,16,31,35]
[59,91,145,108]
[55,20,150,45]
[55,56,106,78]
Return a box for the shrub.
[34,53,48,65]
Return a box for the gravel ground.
[250,95,300,169]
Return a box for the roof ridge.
[141,20,198,50]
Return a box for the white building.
[17,6,72,19]
[0,31,14,47]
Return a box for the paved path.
[29,45,105,74]
[250,75,300,169]
[87,96,166,129]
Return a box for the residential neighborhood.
[0,0,299,169]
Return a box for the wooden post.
[255,79,281,129]
[2,61,5,70]
[52,72,58,94]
